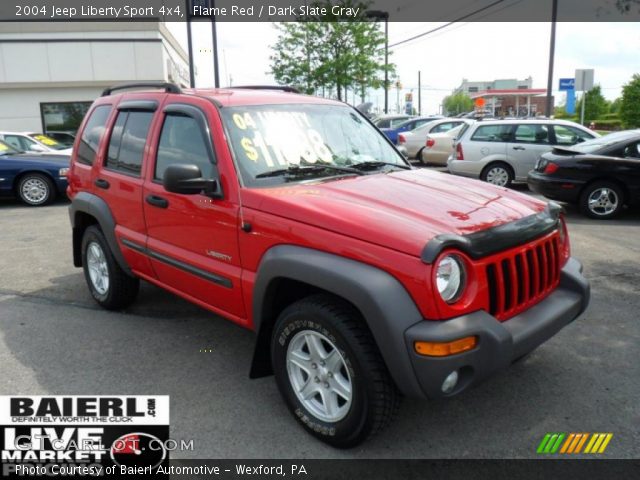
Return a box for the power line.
[388,0,506,48]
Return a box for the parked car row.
[0,131,73,155]
[0,139,70,206]
[528,130,640,219]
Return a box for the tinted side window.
[514,124,549,144]
[470,125,512,142]
[105,111,153,176]
[623,141,640,159]
[155,114,213,181]
[77,105,112,165]
[376,119,390,128]
[553,125,593,145]
[431,122,459,134]
[5,135,38,151]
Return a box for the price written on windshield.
[233,112,332,167]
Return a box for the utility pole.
[418,71,422,116]
[211,0,220,88]
[186,1,195,87]
[545,0,558,117]
[580,90,587,125]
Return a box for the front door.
[142,98,245,322]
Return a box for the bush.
[591,119,623,131]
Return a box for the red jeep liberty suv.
[68,83,590,447]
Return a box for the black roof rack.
[231,85,300,94]
[102,82,182,97]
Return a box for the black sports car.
[528,130,640,219]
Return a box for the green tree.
[269,1,393,101]
[443,92,474,116]
[609,97,622,114]
[619,74,640,128]
[575,85,609,123]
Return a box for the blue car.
[0,139,69,206]
[380,116,443,144]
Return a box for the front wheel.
[17,173,55,206]
[271,294,400,448]
[81,226,139,310]
[579,181,624,219]
[481,162,513,187]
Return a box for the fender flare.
[250,245,425,398]
[68,192,133,276]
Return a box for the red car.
[68,83,590,448]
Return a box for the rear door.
[142,97,245,322]
[464,123,511,162]
[95,99,157,277]
[507,123,552,180]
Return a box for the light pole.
[545,0,558,117]
[365,10,389,114]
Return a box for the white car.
[397,118,471,160]
[447,119,598,187]
[420,123,472,166]
[0,132,72,155]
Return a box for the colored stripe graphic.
[585,433,613,454]
[540,433,613,454]
[537,433,565,454]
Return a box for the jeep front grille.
[485,233,561,320]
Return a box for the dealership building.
[0,22,189,133]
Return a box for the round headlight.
[436,255,465,303]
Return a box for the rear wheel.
[81,226,139,310]
[271,294,401,448]
[17,173,55,206]
[416,147,425,164]
[579,181,624,219]
[481,162,513,187]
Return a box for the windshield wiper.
[350,161,411,171]
[255,164,364,179]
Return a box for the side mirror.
[29,144,47,152]
[163,164,220,197]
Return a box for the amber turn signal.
[414,336,478,357]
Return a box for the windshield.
[561,131,639,154]
[222,104,407,187]
[0,140,21,155]
[29,134,68,151]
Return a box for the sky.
[167,21,640,115]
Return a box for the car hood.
[242,169,547,258]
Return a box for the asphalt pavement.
[0,178,638,459]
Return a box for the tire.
[271,294,401,448]
[81,225,139,310]
[579,181,624,219]
[17,173,55,206]
[481,162,514,187]
[416,147,425,164]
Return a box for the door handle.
[146,195,169,209]
[512,146,526,151]
[94,178,110,189]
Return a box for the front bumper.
[404,257,590,398]
[527,172,583,203]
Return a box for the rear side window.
[470,124,513,142]
[105,111,153,176]
[77,105,111,165]
[431,121,460,134]
[513,124,550,144]
[155,114,213,181]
